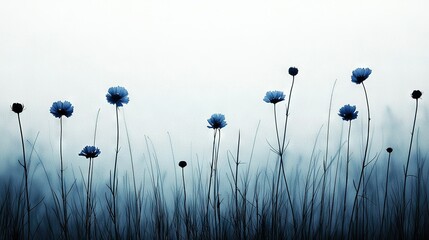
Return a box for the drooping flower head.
[11,103,24,114]
[207,113,227,129]
[289,67,298,77]
[106,86,129,107]
[351,68,372,84]
[263,90,285,104]
[338,104,358,121]
[386,147,393,153]
[50,101,74,118]
[79,146,101,159]
[178,161,187,168]
[411,90,422,99]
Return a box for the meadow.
[1,67,428,240]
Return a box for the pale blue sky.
[1,0,428,179]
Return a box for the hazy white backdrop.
[1,0,429,183]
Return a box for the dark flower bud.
[386,147,393,153]
[411,90,422,99]
[11,103,24,114]
[288,67,298,77]
[178,161,187,168]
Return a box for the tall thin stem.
[272,101,297,237]
[181,167,190,239]
[17,113,30,240]
[348,82,371,237]
[281,75,298,236]
[123,109,141,239]
[272,104,282,237]
[86,157,93,240]
[402,98,419,236]
[341,121,352,238]
[60,117,69,240]
[281,76,295,152]
[214,130,222,239]
[319,80,336,237]
[112,106,120,239]
[206,129,217,217]
[380,150,392,237]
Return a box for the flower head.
[351,68,372,84]
[106,86,129,107]
[386,147,393,153]
[79,146,101,159]
[411,90,422,99]
[263,90,285,104]
[11,103,24,114]
[178,161,187,168]
[207,113,227,129]
[338,104,358,121]
[50,101,74,118]
[289,67,298,77]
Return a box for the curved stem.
[348,82,371,238]
[282,76,298,236]
[273,104,282,236]
[17,114,30,240]
[281,76,295,152]
[206,129,217,216]
[319,80,336,236]
[402,98,419,235]
[341,121,352,238]
[380,151,392,237]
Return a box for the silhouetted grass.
[2,74,428,240]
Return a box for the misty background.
[1,0,429,188]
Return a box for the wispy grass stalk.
[123,109,142,239]
[318,80,336,238]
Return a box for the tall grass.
[2,71,428,239]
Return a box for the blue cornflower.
[79,146,101,159]
[351,68,372,84]
[50,101,74,118]
[338,104,358,121]
[263,90,285,104]
[106,86,129,107]
[207,113,227,129]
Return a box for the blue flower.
[351,68,372,84]
[106,86,129,107]
[338,104,358,121]
[79,146,101,159]
[263,90,285,104]
[50,101,74,118]
[207,113,227,129]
